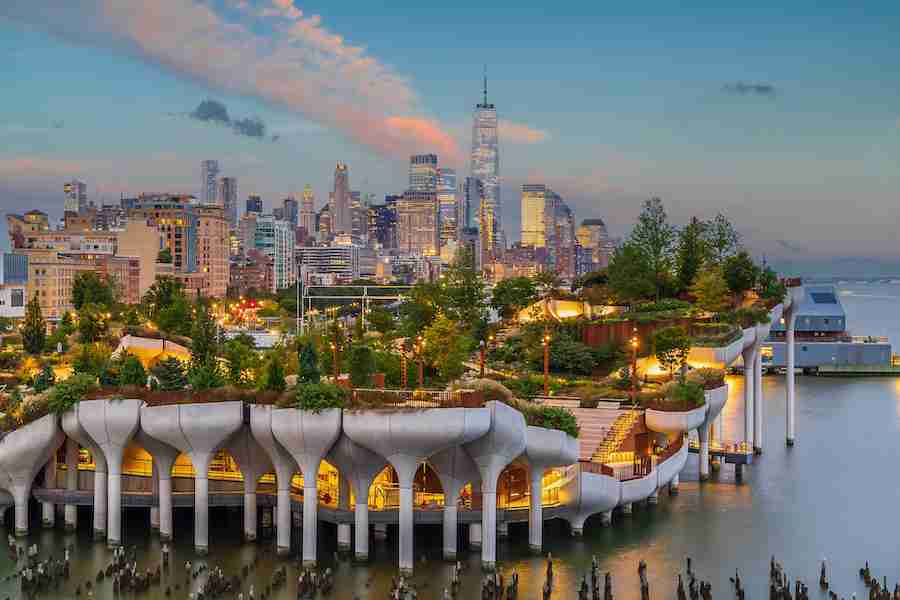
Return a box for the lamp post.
[630,327,639,408]
[401,347,408,388]
[415,335,425,388]
[330,342,339,381]
[542,328,551,396]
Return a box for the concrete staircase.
[541,397,624,461]
[591,410,641,464]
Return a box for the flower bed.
[690,322,743,347]
[641,380,705,412]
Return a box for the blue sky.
[2,1,899,271]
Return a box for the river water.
[3,281,899,599]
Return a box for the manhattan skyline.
[2,1,900,273]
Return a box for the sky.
[2,1,899,275]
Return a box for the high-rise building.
[367,204,397,250]
[190,204,230,298]
[521,184,551,247]
[409,154,439,191]
[330,162,352,234]
[470,72,500,252]
[396,190,439,256]
[577,218,614,268]
[63,180,88,213]
[317,205,333,241]
[282,196,299,228]
[219,177,238,230]
[246,195,263,215]
[437,168,458,247]
[200,160,219,205]
[300,185,315,235]
[95,203,126,231]
[462,177,483,232]
[0,252,27,319]
[254,215,295,292]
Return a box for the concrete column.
[600,510,612,526]
[276,487,291,555]
[244,490,257,542]
[481,490,498,571]
[302,474,319,567]
[354,502,369,561]
[42,453,56,528]
[64,439,79,531]
[106,451,124,547]
[786,314,796,446]
[528,466,543,554]
[753,349,764,454]
[337,523,351,551]
[150,463,160,532]
[442,503,458,560]
[469,522,482,548]
[397,469,414,575]
[622,502,633,516]
[669,473,680,495]
[12,484,30,537]
[193,453,214,555]
[93,469,107,540]
[158,475,173,541]
[742,346,755,448]
[570,515,587,536]
[699,425,710,481]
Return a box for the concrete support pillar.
[442,504,458,560]
[302,478,319,567]
[336,476,350,550]
[337,523,351,551]
[193,453,212,555]
[244,490,257,542]
[150,463,160,532]
[753,349,764,454]
[786,314,796,446]
[354,503,369,561]
[528,466,544,554]
[481,490,498,571]
[93,469,107,540]
[106,451,124,547]
[600,510,612,526]
[699,425,710,481]
[64,439,78,531]
[622,502,633,516]
[158,476,172,541]
[669,474,680,495]
[398,482,414,575]
[42,453,56,528]
[12,484,30,537]
[469,522,482,548]
[742,347,755,448]
[276,487,291,556]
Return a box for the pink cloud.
[0,158,88,178]
[3,0,460,162]
[499,119,549,144]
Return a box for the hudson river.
[3,281,899,599]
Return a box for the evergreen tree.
[71,271,115,311]
[77,304,109,343]
[703,213,741,264]
[33,364,56,393]
[21,293,46,355]
[607,242,656,303]
[258,356,286,392]
[629,197,676,300]
[441,246,487,326]
[190,295,219,370]
[348,344,375,387]
[297,340,321,384]
[723,251,760,297]
[676,217,708,292]
[152,356,187,391]
[690,267,731,313]
[59,311,76,336]
[118,352,148,387]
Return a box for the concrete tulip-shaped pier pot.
[429,445,482,561]
[697,385,729,480]
[0,414,64,536]
[645,404,707,435]
[140,401,243,554]
[134,429,180,542]
[560,465,619,534]
[463,402,527,571]
[248,405,298,556]
[226,428,274,542]
[63,399,141,546]
[523,425,578,553]
[62,408,108,539]
[344,406,491,575]
[326,433,387,561]
[271,407,342,567]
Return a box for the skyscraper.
[246,195,263,215]
[63,180,87,213]
[300,185,315,235]
[462,177,483,232]
[470,71,500,252]
[521,184,550,247]
[200,160,219,205]
[282,196,299,228]
[218,176,238,230]
[396,190,439,256]
[331,162,352,234]
[409,154,439,191]
[577,218,614,268]
[437,167,458,247]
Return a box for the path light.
[631,327,639,408]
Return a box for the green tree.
[33,364,56,393]
[190,296,218,369]
[222,337,258,387]
[422,314,470,381]
[142,277,191,337]
[723,251,760,298]
[157,248,173,264]
[297,340,321,384]
[21,293,46,355]
[367,307,395,335]
[629,198,676,300]
[117,352,148,387]
[399,281,443,336]
[607,242,656,303]
[690,267,731,314]
[71,271,115,311]
[151,356,187,391]
[257,355,286,392]
[72,343,111,378]
[59,311,76,336]
[348,344,376,387]
[757,266,786,304]
[676,217,708,292]
[441,246,487,326]
[490,277,538,320]
[653,326,691,378]
[703,213,741,265]
[353,314,364,341]
[77,304,109,343]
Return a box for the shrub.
[452,378,515,404]
[189,362,226,391]
[257,356,286,392]
[373,351,402,387]
[686,367,726,390]
[151,356,187,391]
[117,353,147,387]
[72,343,112,378]
[519,404,580,438]
[544,337,596,375]
[48,373,98,414]
[32,364,56,393]
[633,299,691,313]
[297,341,321,384]
[653,326,691,377]
[292,382,348,412]
[644,380,705,411]
[348,345,375,387]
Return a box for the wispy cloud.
[723,82,778,97]
[186,99,274,141]
[499,120,549,144]
[1,0,462,162]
